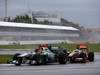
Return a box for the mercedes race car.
[11,44,68,66]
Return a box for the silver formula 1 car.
[11,44,68,66]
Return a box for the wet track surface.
[0,54,100,75]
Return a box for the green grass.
[0,43,100,52]
[0,55,13,64]
[0,44,38,49]
[88,43,100,52]
[52,43,76,51]
[52,43,100,52]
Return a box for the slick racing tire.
[15,57,22,66]
[88,52,94,62]
[13,53,22,66]
[13,53,21,60]
[58,52,67,64]
[69,57,75,63]
[79,52,87,63]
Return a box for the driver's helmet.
[74,49,79,53]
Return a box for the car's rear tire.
[58,52,67,64]
[88,52,94,62]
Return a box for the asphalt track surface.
[0,54,100,75]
